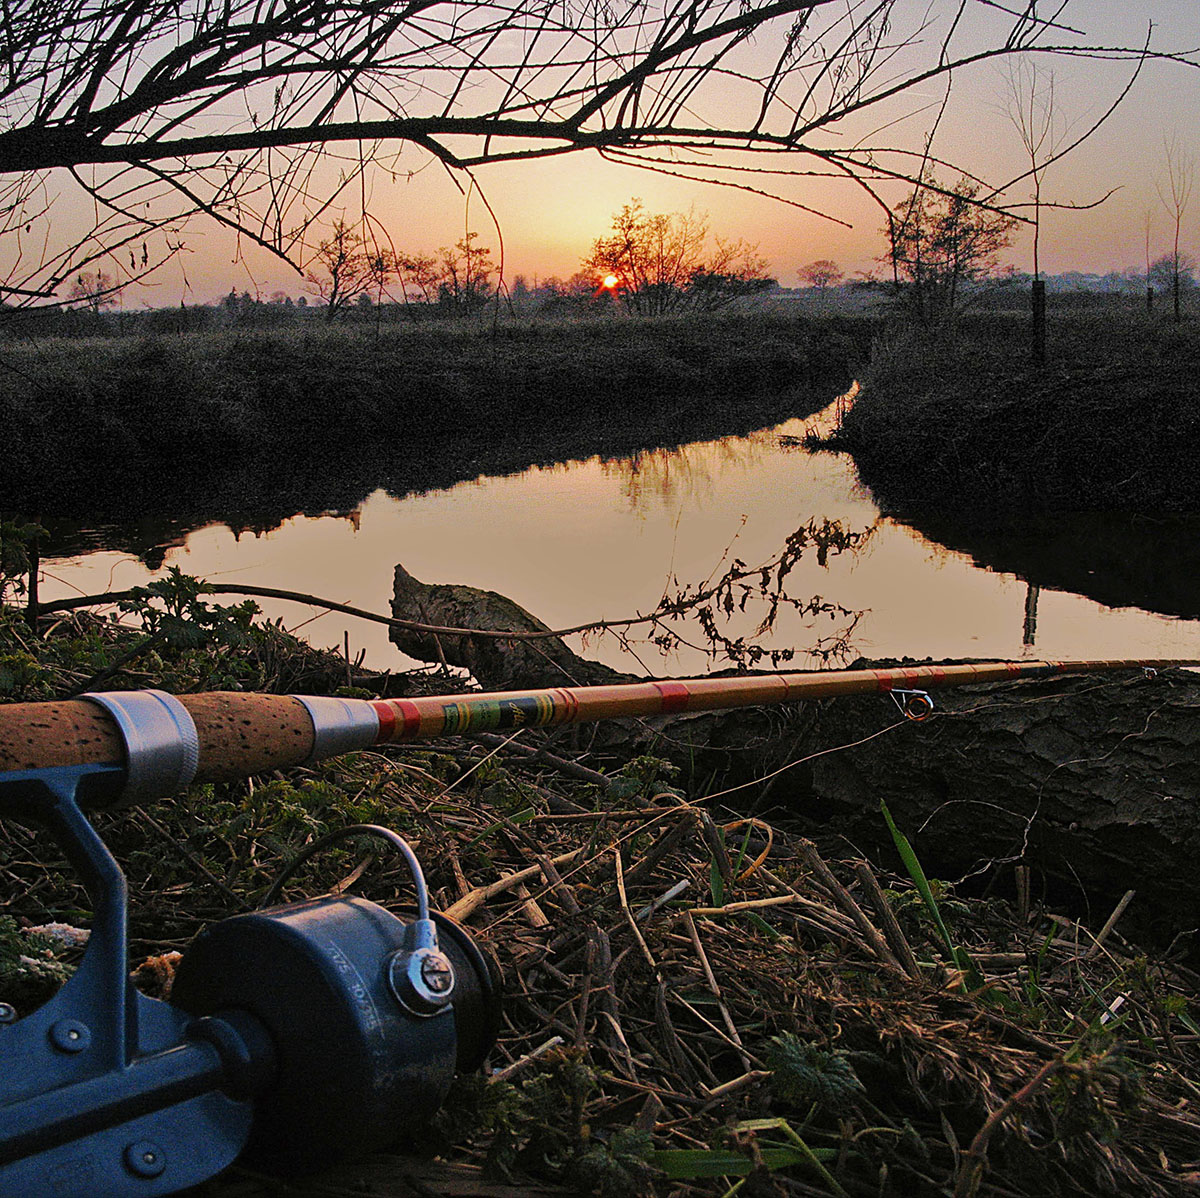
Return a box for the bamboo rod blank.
[366,660,1193,744]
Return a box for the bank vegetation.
[0,311,863,517]
[831,311,1200,520]
[1,568,1199,1197]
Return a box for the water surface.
[38,395,1200,677]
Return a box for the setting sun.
[601,274,619,289]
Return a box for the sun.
[601,274,619,290]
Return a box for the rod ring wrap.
[81,689,199,803]
[294,696,380,763]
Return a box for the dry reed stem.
[798,838,905,972]
[444,848,584,921]
[853,859,922,980]
[682,910,751,1070]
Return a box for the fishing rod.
[0,658,1194,801]
[0,656,1193,1196]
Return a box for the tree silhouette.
[305,219,397,322]
[585,201,769,315]
[436,233,496,316]
[68,269,123,313]
[1157,136,1196,323]
[883,178,1016,326]
[0,2,1187,305]
[799,261,845,292]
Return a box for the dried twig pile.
[174,741,1200,1198]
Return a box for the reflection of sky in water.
[40,397,1200,677]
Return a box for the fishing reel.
[0,695,501,1197]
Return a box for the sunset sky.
[132,2,1200,305]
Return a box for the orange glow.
[601,274,619,289]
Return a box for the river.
[35,390,1200,678]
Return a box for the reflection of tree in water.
[606,517,875,670]
[36,506,366,570]
[599,430,780,513]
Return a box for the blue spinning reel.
[0,692,501,1197]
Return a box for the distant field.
[0,313,866,517]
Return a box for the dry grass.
[130,742,1200,1198]
[3,610,1199,1197]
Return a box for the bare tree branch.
[0,0,1193,303]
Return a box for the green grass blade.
[881,800,984,988]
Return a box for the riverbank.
[0,312,866,519]
[835,312,1200,519]
[3,591,1200,1196]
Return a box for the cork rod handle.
[0,693,316,783]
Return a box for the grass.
[835,310,1200,519]
[3,583,1200,1196]
[0,312,867,518]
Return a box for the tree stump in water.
[390,564,633,690]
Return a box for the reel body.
[0,762,500,1197]
[170,895,500,1174]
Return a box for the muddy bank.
[636,664,1200,944]
[5,596,1200,1194]
[890,509,1200,621]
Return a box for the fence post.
[1031,279,1046,365]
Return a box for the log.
[390,563,633,690]
[654,666,1200,940]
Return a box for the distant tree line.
[0,199,782,335]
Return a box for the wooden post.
[1031,279,1046,365]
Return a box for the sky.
[111,2,1200,306]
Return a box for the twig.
[614,848,659,973]
[473,732,615,790]
[444,848,584,921]
[954,1057,1066,1198]
[535,854,582,916]
[635,879,690,921]
[674,895,812,919]
[513,881,551,929]
[490,1036,565,1084]
[1085,889,1135,959]
[702,1070,771,1100]
[798,840,904,973]
[625,812,697,886]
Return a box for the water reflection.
[601,428,785,513]
[27,389,1200,677]
[895,511,1200,623]
[36,507,367,571]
